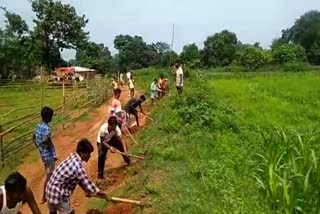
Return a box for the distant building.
[72,66,96,80]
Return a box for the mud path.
[19,87,152,214]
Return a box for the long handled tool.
[88,195,144,206]
[114,150,144,160]
[124,125,138,144]
[138,112,154,121]
[111,197,142,206]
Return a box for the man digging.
[46,139,110,214]
[124,95,146,129]
[96,116,130,179]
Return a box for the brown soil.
[87,203,134,214]
[18,87,152,214]
[104,204,133,214]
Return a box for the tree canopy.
[75,42,112,74]
[180,43,201,68]
[1,6,320,78]
[31,0,88,71]
[282,10,320,65]
[202,30,238,67]
[113,34,159,71]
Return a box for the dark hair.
[140,95,146,101]
[108,116,118,126]
[41,106,54,122]
[160,75,164,79]
[114,88,121,95]
[154,78,158,82]
[5,172,27,194]
[76,138,94,154]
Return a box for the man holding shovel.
[125,95,146,128]
[97,116,130,179]
[46,139,110,214]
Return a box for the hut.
[72,66,96,80]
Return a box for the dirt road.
[19,87,150,214]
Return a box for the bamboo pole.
[0,104,41,119]
[0,136,3,167]
[0,114,40,137]
[62,78,65,129]
[41,66,44,109]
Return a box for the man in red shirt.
[111,88,123,129]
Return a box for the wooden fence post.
[41,66,44,109]
[62,79,65,129]
[0,135,4,167]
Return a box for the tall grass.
[108,69,320,213]
[254,129,320,213]
[115,70,272,213]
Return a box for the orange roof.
[57,67,75,75]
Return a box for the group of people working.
[0,63,184,214]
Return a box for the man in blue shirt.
[33,106,57,204]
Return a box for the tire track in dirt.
[19,87,151,214]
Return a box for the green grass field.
[211,73,320,131]
[0,80,110,182]
[0,86,69,115]
[109,69,320,214]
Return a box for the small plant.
[254,128,320,213]
[146,184,160,195]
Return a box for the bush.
[281,62,310,72]
[168,79,239,133]
[237,47,271,71]
[212,65,246,73]
[272,43,307,64]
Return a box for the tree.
[202,30,238,67]
[1,7,29,38]
[271,43,307,64]
[237,46,271,71]
[161,51,178,67]
[180,43,201,68]
[0,8,35,78]
[253,42,262,49]
[271,37,288,50]
[283,10,320,64]
[145,44,160,66]
[152,42,170,55]
[31,0,88,71]
[308,41,320,65]
[113,34,158,70]
[151,42,171,67]
[76,42,112,74]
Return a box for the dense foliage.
[117,69,320,214]
[1,2,319,78]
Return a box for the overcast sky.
[1,0,320,60]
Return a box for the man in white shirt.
[128,78,135,97]
[126,71,131,82]
[96,116,130,179]
[175,63,184,94]
[120,73,124,87]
